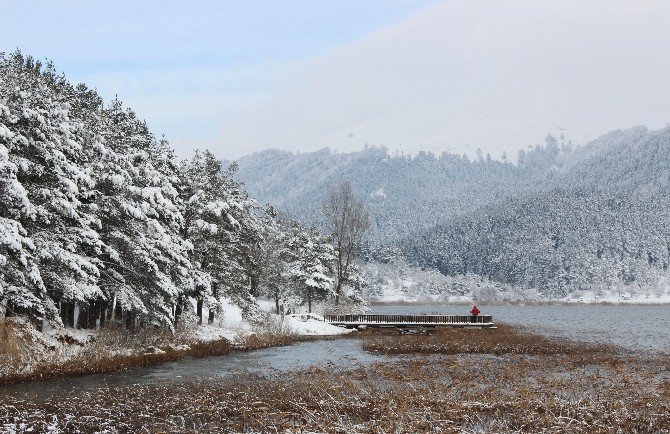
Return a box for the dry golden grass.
[0,319,23,376]
[361,323,622,357]
[3,354,669,433]
[0,319,22,358]
[2,325,670,432]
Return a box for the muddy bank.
[3,325,669,433]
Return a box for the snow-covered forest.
[0,51,363,331]
[3,46,670,334]
[235,124,670,301]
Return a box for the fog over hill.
[233,126,670,299]
[233,126,670,239]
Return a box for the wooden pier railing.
[324,314,494,328]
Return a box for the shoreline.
[367,299,670,307]
[3,324,669,432]
[3,300,668,387]
[0,312,352,388]
[0,332,311,388]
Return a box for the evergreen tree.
[181,151,261,323]
[0,51,104,325]
[286,227,334,313]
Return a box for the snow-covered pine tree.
[96,100,191,330]
[0,51,105,327]
[252,207,289,314]
[180,151,262,324]
[0,137,45,322]
[286,227,335,313]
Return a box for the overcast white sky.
[3,0,670,159]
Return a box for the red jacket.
[470,306,480,316]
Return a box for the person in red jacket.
[470,305,480,323]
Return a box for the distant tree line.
[397,188,670,297]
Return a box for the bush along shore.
[2,324,670,433]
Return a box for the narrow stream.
[1,336,386,401]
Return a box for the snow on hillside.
[362,259,670,305]
[361,260,541,304]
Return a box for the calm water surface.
[371,305,670,353]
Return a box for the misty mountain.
[231,144,541,242]
[232,126,670,298]
[234,126,670,237]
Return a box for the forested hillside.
[232,146,543,242]
[234,125,670,299]
[400,189,670,297]
[0,52,359,330]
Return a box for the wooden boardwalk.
[324,314,494,328]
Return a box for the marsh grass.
[0,319,24,377]
[361,323,624,359]
[3,325,670,432]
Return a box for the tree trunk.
[249,275,259,297]
[67,302,75,328]
[125,310,135,331]
[208,283,218,324]
[100,300,107,328]
[308,290,312,314]
[175,299,183,325]
[59,300,67,324]
[197,299,203,325]
[88,301,98,330]
[275,293,280,315]
[77,303,88,329]
[334,279,342,306]
[109,294,117,324]
[114,302,123,322]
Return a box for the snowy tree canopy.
[0,51,349,328]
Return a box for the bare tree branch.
[322,181,369,305]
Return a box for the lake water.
[2,305,668,400]
[371,304,670,353]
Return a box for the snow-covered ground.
[194,297,352,343]
[370,287,670,305]
[282,314,353,336]
[362,260,541,304]
[369,290,670,305]
[0,297,353,382]
[255,298,353,336]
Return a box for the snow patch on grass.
[283,314,353,336]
